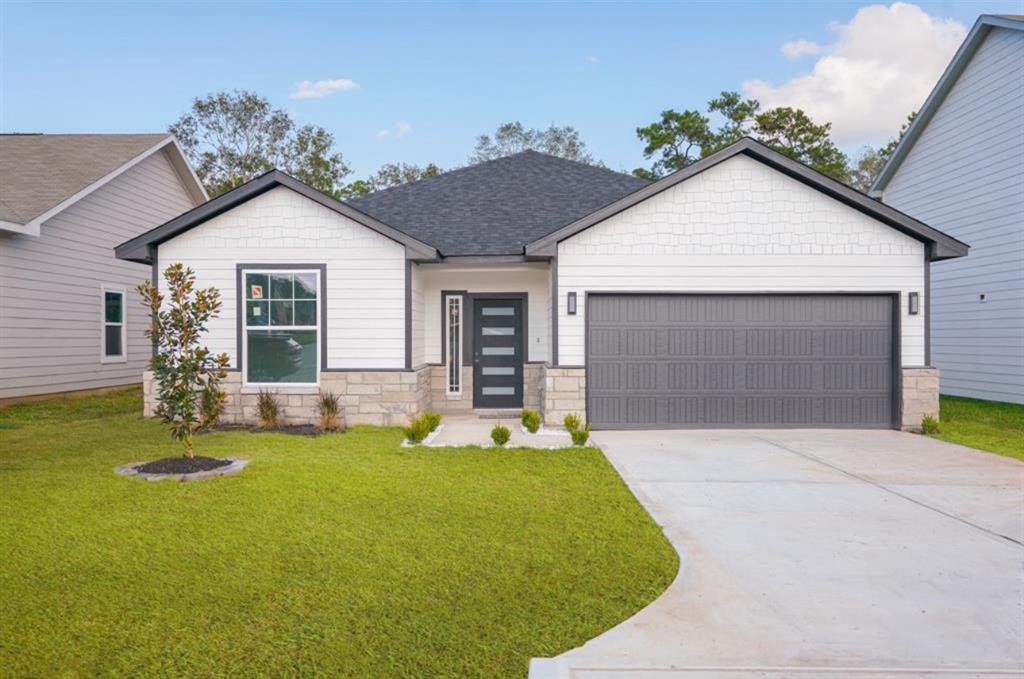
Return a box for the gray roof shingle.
[348,150,649,256]
[0,133,169,224]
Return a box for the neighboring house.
[0,134,207,402]
[872,14,1024,405]
[116,138,967,430]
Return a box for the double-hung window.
[243,270,320,385]
[101,286,126,363]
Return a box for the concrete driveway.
[532,430,1024,679]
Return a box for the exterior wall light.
[908,292,920,315]
[567,292,577,315]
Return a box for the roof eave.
[871,15,1024,194]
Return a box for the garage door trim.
[584,291,902,430]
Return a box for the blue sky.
[1,1,1018,178]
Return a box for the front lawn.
[932,395,1024,462]
[0,390,676,677]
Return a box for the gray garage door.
[587,294,896,429]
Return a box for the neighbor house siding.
[0,149,200,400]
[556,154,926,366]
[881,26,1024,404]
[157,186,407,371]
[418,264,551,364]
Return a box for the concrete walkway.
[425,414,572,448]
[532,430,1024,678]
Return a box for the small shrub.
[563,413,582,432]
[921,415,940,435]
[317,391,344,432]
[521,409,541,433]
[570,424,591,446]
[423,411,442,432]
[256,389,281,429]
[491,423,511,447]
[404,415,433,444]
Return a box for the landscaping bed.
[0,389,677,677]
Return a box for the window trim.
[445,294,463,395]
[100,285,127,364]
[241,268,321,388]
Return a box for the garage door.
[587,294,896,429]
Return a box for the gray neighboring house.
[873,14,1024,405]
[0,133,207,402]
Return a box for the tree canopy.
[170,90,350,197]
[469,121,599,165]
[848,112,917,193]
[343,162,443,198]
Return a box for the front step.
[471,409,521,420]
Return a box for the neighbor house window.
[101,286,126,363]
[446,295,462,394]
[243,270,319,385]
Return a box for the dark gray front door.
[473,298,523,408]
[587,294,896,429]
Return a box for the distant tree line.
[170,90,912,200]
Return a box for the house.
[872,14,1023,405]
[0,134,207,402]
[115,138,967,430]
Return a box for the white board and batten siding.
[158,185,407,371]
[0,150,200,400]
[556,154,926,366]
[881,26,1024,404]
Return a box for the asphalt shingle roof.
[0,133,169,224]
[348,150,649,256]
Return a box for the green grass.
[0,390,677,678]
[931,395,1024,461]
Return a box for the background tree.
[343,162,444,198]
[469,121,599,165]
[138,263,230,459]
[634,91,849,183]
[170,90,350,197]
[848,112,917,192]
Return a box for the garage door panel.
[587,294,895,429]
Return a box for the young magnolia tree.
[138,263,230,458]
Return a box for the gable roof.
[115,169,438,264]
[0,133,207,236]
[871,14,1024,193]
[526,137,969,261]
[348,150,649,256]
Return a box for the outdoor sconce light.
[567,292,577,315]
[908,292,919,315]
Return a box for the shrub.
[563,413,582,433]
[138,262,230,458]
[491,423,511,447]
[921,415,940,435]
[423,411,442,432]
[256,390,281,429]
[404,415,433,444]
[521,409,541,433]
[317,391,344,433]
[570,424,591,446]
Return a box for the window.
[243,270,319,385]
[101,287,126,363]
[446,295,462,394]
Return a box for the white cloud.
[289,78,359,100]
[781,39,820,59]
[743,3,966,145]
[376,121,413,141]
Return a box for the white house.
[116,138,967,430]
[0,134,207,402]
[872,14,1024,405]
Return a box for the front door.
[473,297,524,408]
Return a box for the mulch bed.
[198,424,341,437]
[135,456,232,475]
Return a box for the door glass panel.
[482,346,514,355]
[482,327,514,335]
[481,386,515,395]
[481,307,514,315]
[482,366,514,375]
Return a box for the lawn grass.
[932,395,1024,462]
[0,390,677,678]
